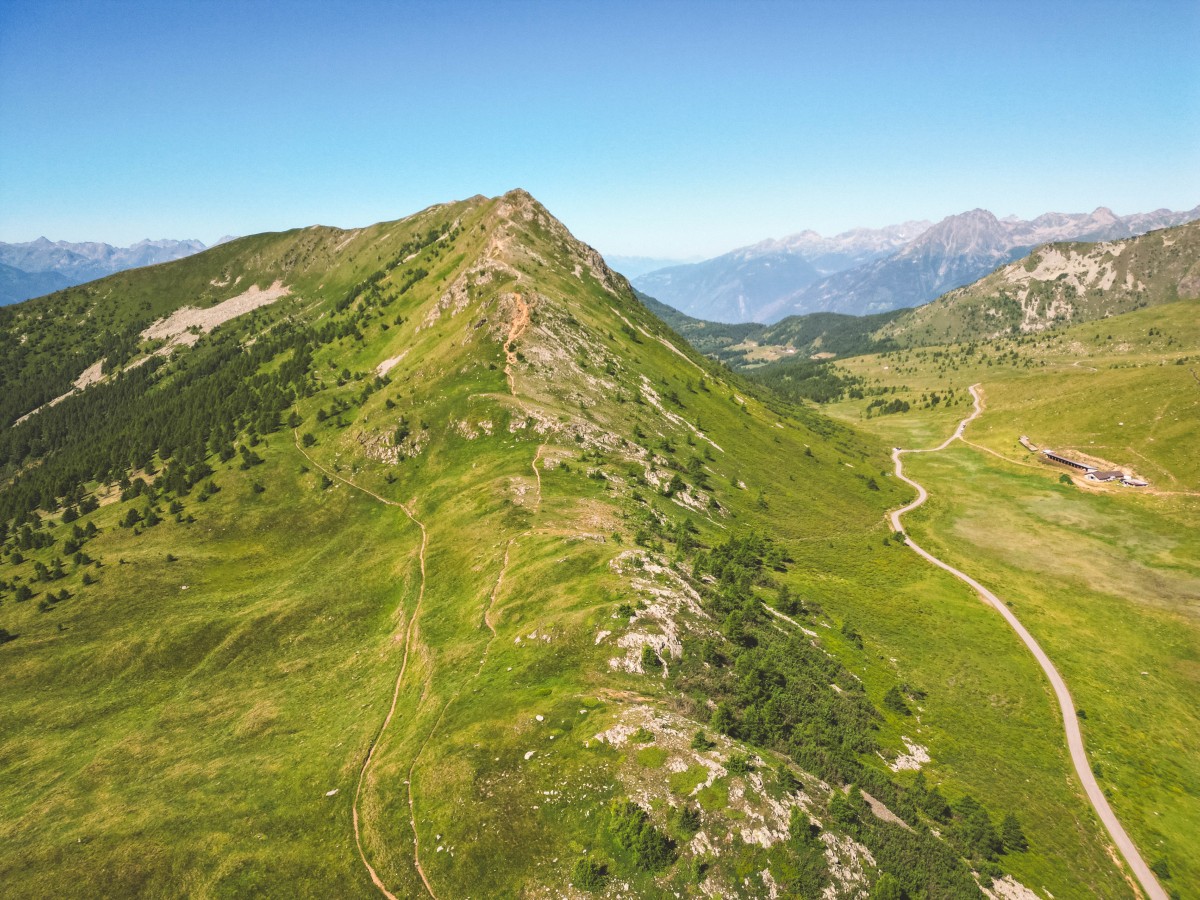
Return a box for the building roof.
[1043,450,1095,470]
[1088,470,1123,480]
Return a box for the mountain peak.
[500,187,536,204]
[5,189,1017,898]
[908,208,1006,253]
[948,208,1000,225]
[489,188,556,230]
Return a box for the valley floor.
[890,386,1168,900]
[826,303,1200,897]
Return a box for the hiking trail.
[293,432,434,898]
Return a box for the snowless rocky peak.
[902,209,1008,258]
[748,220,932,261]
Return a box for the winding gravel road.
[889,385,1166,900]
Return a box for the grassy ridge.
[0,192,1141,896]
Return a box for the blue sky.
[1,0,1197,258]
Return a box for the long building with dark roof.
[1043,450,1095,472]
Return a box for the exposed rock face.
[880,218,1200,344]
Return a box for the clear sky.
[1,0,1197,258]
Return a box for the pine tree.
[871,873,904,900]
[671,804,701,837]
[1001,812,1028,852]
[570,857,606,891]
[710,702,735,735]
[883,685,911,715]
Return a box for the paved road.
[889,385,1166,900]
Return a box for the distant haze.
[0,238,208,305]
[632,203,1200,323]
[605,255,699,279]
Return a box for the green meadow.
[824,298,1200,895]
[0,192,1154,897]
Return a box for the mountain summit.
[0,191,1067,896]
[911,209,1009,258]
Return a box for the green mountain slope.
[878,220,1200,346]
[669,221,1198,391]
[737,221,1200,412]
[634,290,902,367]
[0,193,1134,897]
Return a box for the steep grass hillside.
[0,193,1136,897]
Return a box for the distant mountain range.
[878,217,1200,346]
[632,220,929,322]
[631,205,1200,323]
[0,237,212,305]
[636,217,1200,373]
